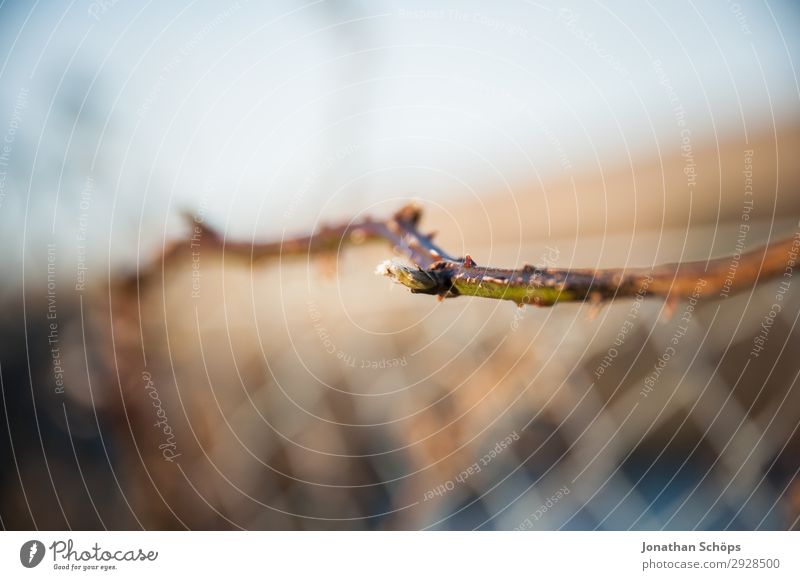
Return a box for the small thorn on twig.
[661,296,678,322]
[348,228,368,245]
[394,203,423,227]
[182,211,221,242]
[586,291,604,320]
[318,253,338,279]
[463,254,476,269]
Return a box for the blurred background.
[1,0,799,530]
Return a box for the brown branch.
[183,204,446,263]
[149,204,798,307]
[379,234,798,306]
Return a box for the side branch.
[185,204,453,266]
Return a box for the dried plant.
[163,203,797,308]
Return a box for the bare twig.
[378,235,798,306]
[178,204,446,263]
[157,204,798,307]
